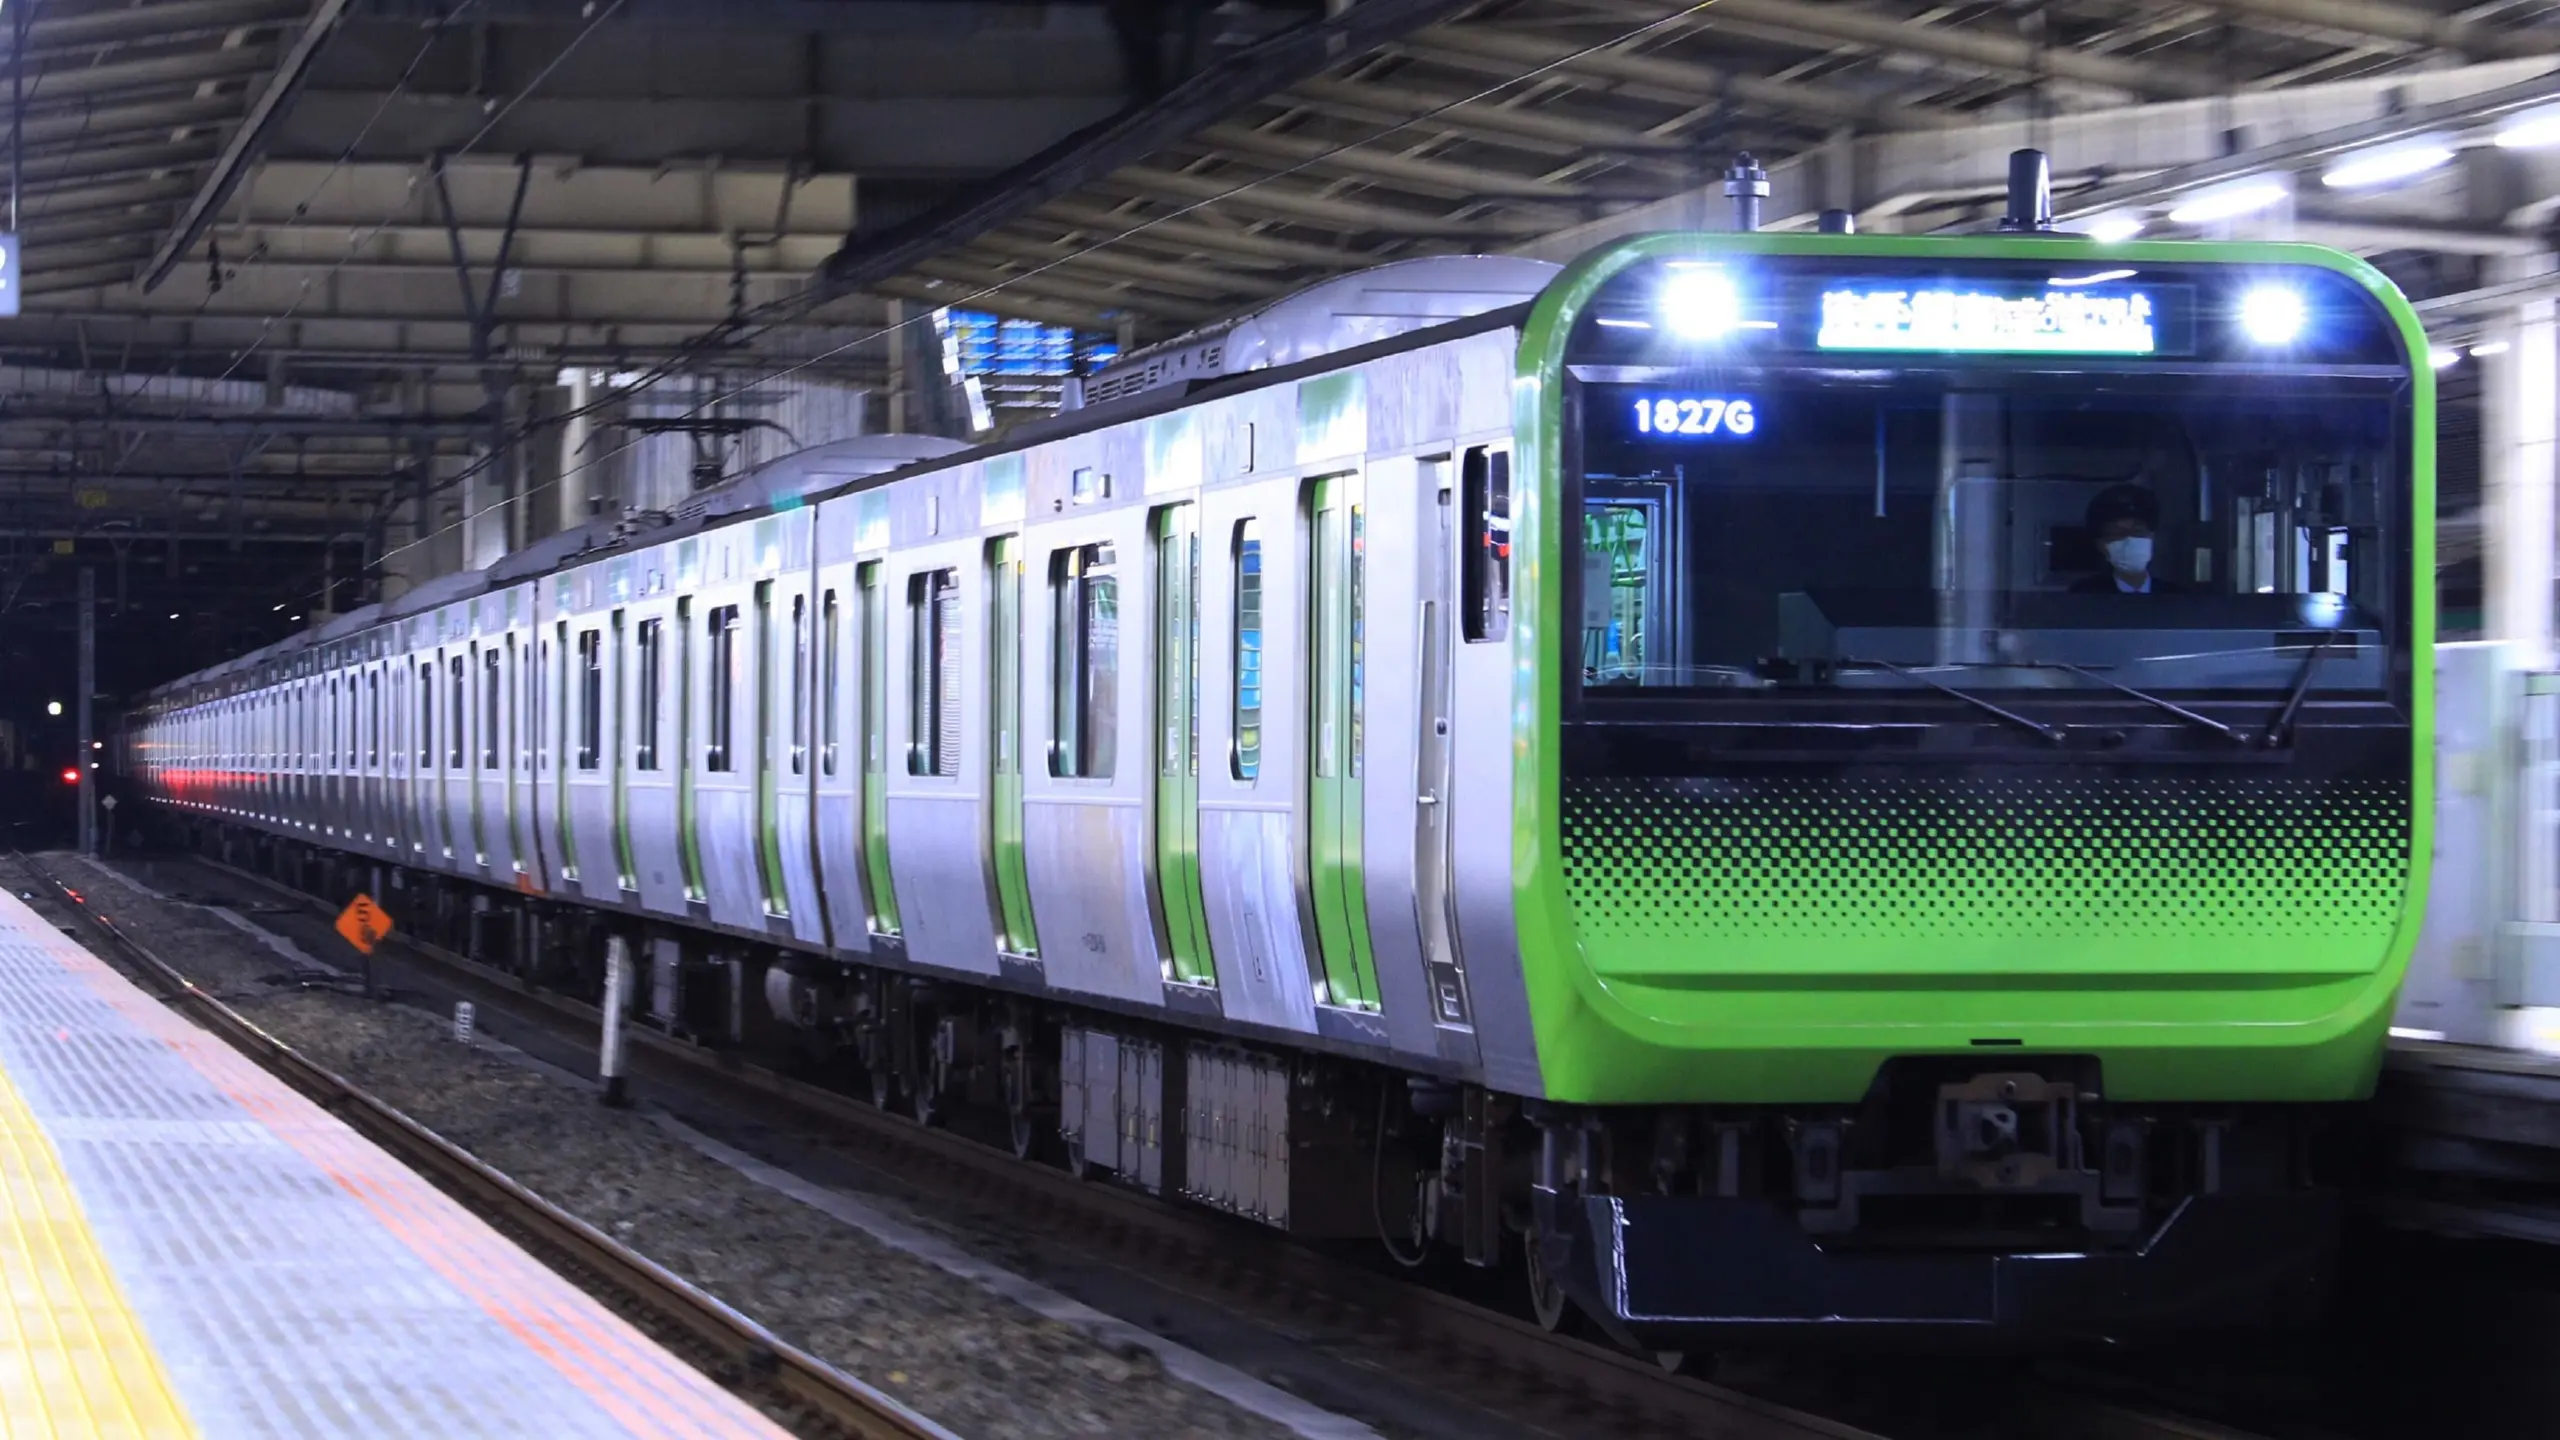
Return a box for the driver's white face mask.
[2103,535,2154,574]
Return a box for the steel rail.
[180,848,2267,1440]
[13,851,954,1440]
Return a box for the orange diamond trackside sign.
[334,894,394,955]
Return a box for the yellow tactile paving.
[0,1058,194,1440]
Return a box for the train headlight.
[1658,266,1740,339]
[2238,286,2306,346]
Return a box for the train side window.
[448,656,465,768]
[481,648,501,770]
[790,592,809,776]
[1049,543,1118,779]
[906,570,960,777]
[367,669,381,767]
[706,603,738,773]
[635,619,663,770]
[327,677,340,768]
[1232,521,1262,782]
[577,628,603,770]
[820,590,840,776]
[1461,444,1512,643]
[418,661,434,766]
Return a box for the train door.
[446,647,467,864]
[508,629,530,879]
[1152,504,1213,986]
[1415,470,1470,1027]
[858,561,900,935]
[325,670,343,837]
[752,579,788,919]
[610,608,636,895]
[1307,473,1381,1011]
[675,596,705,903]
[764,564,824,943]
[987,535,1037,957]
[542,620,570,885]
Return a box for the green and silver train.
[132,171,2429,1343]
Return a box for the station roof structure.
[0,0,2553,679]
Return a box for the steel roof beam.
[2189,0,2560,60]
[871,276,1121,332]
[1103,163,1556,236]
[11,96,243,151]
[1035,199,1373,269]
[1682,0,2222,100]
[1283,76,1704,168]
[812,0,1479,302]
[903,256,1225,325]
[12,177,194,222]
[16,45,279,104]
[1191,121,1606,202]
[140,0,355,292]
[28,0,311,49]
[2054,68,2560,220]
[1407,22,1961,132]
[961,231,1281,299]
[17,139,222,191]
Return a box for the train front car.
[1510,234,2430,1341]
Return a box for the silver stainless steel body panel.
[135,314,1543,1096]
[884,524,1002,979]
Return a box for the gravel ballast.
[19,852,1310,1440]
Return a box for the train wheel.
[1001,1046,1039,1160]
[1524,1228,1572,1333]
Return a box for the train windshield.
[1569,368,2408,698]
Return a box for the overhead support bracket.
[810,0,1477,307]
[136,0,354,293]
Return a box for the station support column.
[2483,251,2559,671]
[2479,254,2560,1043]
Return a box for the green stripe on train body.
[1509,232,2435,1106]
[989,535,1040,956]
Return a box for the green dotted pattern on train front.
[1560,776,2412,971]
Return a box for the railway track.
[124,846,2290,1440]
[13,850,955,1440]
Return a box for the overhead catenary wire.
[188,0,488,324]
[211,0,627,383]
[313,0,1733,601]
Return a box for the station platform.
[0,884,789,1439]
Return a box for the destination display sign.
[1813,281,2191,356]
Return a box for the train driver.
[2071,483,2184,595]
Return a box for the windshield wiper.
[2258,634,2333,748]
[1842,657,2065,745]
[2048,664,2249,746]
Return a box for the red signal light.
[59,768,78,785]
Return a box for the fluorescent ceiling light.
[2430,348,2460,369]
[2473,340,2512,356]
[2049,269,2136,287]
[2083,212,2145,245]
[1595,317,1652,329]
[2167,178,2289,226]
[2320,139,2454,190]
[2496,103,2560,149]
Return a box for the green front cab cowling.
[1509,232,2435,1106]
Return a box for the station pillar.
[2483,251,2559,670]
